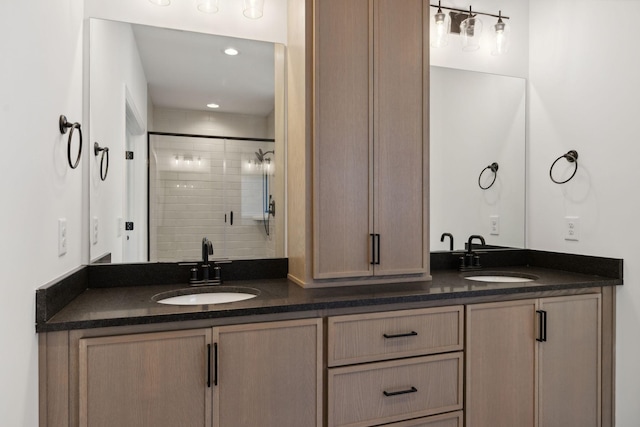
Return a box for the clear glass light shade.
[491,20,510,55]
[243,0,265,19]
[197,0,219,13]
[430,10,450,48]
[460,16,483,51]
[148,0,170,5]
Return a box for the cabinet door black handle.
[230,211,234,226]
[370,234,376,265]
[383,386,418,397]
[376,234,381,265]
[207,344,212,388]
[536,310,547,342]
[213,342,219,386]
[224,213,227,223]
[383,331,418,339]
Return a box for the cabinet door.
[78,329,212,427]
[313,0,373,279]
[373,0,427,276]
[538,294,601,427]
[214,318,322,427]
[466,300,537,427]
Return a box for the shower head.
[255,148,275,163]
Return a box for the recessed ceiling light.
[148,0,171,6]
[224,48,239,56]
[207,103,220,109]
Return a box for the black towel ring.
[549,150,578,184]
[478,162,499,190]
[59,115,82,169]
[94,142,109,181]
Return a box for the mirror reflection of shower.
[255,148,276,236]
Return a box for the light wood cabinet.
[328,306,463,366]
[466,294,601,427]
[327,307,463,427]
[214,319,322,427]
[79,329,212,427]
[287,0,429,286]
[73,319,322,427]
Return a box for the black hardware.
[207,344,212,388]
[376,234,381,265]
[429,3,510,20]
[383,331,418,339]
[59,115,83,169]
[478,162,499,190]
[225,213,227,223]
[230,211,234,226]
[459,235,485,271]
[370,234,376,265]
[440,232,454,251]
[213,342,219,386]
[125,222,134,231]
[125,151,134,160]
[94,142,109,181]
[383,386,418,397]
[550,150,579,184]
[536,310,547,342]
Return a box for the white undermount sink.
[153,286,260,306]
[463,273,538,283]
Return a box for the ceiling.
[132,24,275,116]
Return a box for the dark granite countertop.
[37,262,622,332]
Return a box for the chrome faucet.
[190,237,222,285]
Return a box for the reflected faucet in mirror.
[440,233,454,251]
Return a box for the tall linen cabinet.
[287,0,430,286]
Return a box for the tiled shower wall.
[149,134,277,262]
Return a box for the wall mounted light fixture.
[430,3,510,54]
[149,0,265,19]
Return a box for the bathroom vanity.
[37,251,621,427]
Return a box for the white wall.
[84,0,287,44]
[0,1,84,426]
[152,107,271,138]
[430,0,529,78]
[89,19,148,263]
[528,0,640,423]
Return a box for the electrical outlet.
[58,218,67,256]
[490,215,500,235]
[92,216,99,245]
[565,216,580,241]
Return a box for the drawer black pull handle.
[383,331,418,339]
[383,386,418,397]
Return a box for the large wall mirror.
[88,18,286,264]
[430,66,526,251]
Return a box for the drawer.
[328,306,464,366]
[378,411,463,427]
[327,352,463,427]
